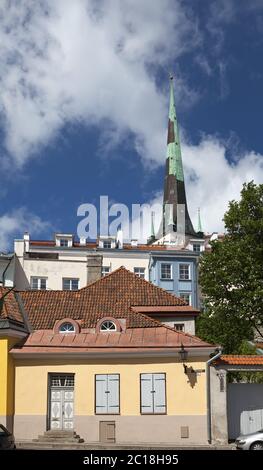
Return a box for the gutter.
[206,348,222,443]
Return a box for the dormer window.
[59,322,75,333]
[103,241,111,249]
[100,320,117,332]
[54,318,80,334]
[60,239,69,247]
[193,243,201,253]
[55,233,73,247]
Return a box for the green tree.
[197,181,263,353]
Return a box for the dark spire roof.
[163,75,197,237]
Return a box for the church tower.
[162,75,197,239]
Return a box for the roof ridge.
[82,266,187,305]
[78,266,125,291]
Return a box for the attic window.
[100,320,117,332]
[59,322,75,333]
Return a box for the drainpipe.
[206,348,222,443]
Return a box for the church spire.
[197,207,203,233]
[167,74,184,182]
[163,74,197,238]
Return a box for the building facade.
[1,267,215,445]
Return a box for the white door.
[50,375,74,430]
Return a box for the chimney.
[86,255,102,284]
[116,229,123,249]
[79,237,86,246]
[24,232,30,252]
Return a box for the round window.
[100,320,117,332]
[59,322,75,333]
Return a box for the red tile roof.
[12,325,212,354]
[0,287,24,323]
[19,267,190,330]
[216,355,263,365]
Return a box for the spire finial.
[197,207,203,233]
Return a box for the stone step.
[34,437,84,443]
[43,430,76,438]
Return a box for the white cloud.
[0,208,50,251]
[183,137,263,232]
[0,0,199,166]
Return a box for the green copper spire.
[166,75,184,182]
[197,207,203,233]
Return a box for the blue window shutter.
[141,374,153,413]
[107,374,120,413]
[153,373,166,413]
[95,375,107,414]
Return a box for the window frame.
[100,320,117,332]
[102,266,111,277]
[30,276,47,290]
[103,240,112,249]
[59,238,69,247]
[160,263,172,280]
[174,323,185,332]
[140,373,167,415]
[95,374,120,415]
[62,278,79,291]
[193,243,201,253]
[58,322,76,334]
[179,292,191,305]
[179,263,191,280]
[134,267,145,279]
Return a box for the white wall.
[103,253,150,280]
[153,315,196,335]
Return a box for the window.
[102,266,111,277]
[95,374,120,414]
[174,323,185,332]
[103,241,111,249]
[193,244,200,253]
[100,321,117,332]
[179,264,190,280]
[31,277,47,290]
[161,263,172,280]
[51,374,74,387]
[59,322,75,333]
[59,239,69,247]
[179,293,191,305]
[63,278,79,291]
[134,267,145,279]
[140,373,166,414]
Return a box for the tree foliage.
[197,181,263,353]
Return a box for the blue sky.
[0,0,263,249]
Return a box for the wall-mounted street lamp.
[178,344,188,362]
[178,344,197,375]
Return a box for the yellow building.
[1,268,216,445]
